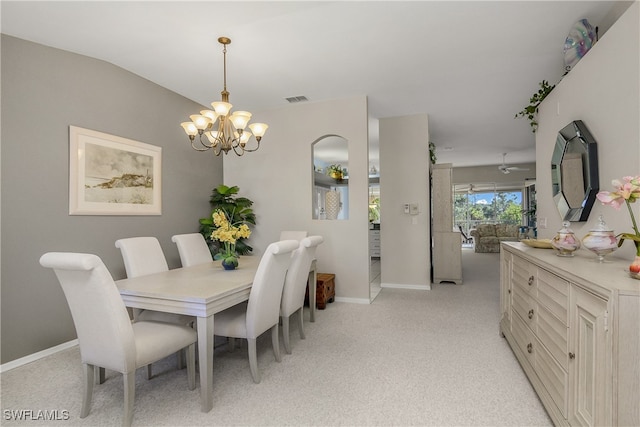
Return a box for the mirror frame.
[551,120,599,222]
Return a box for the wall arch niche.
[312,135,349,220]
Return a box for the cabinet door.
[569,286,611,427]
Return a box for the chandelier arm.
[198,134,215,150]
[190,138,212,152]
[239,140,261,153]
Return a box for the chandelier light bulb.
[248,123,268,139]
[181,122,198,137]
[200,110,218,122]
[189,114,210,130]
[230,111,252,130]
[211,101,233,117]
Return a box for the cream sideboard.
[500,242,639,426]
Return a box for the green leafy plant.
[326,164,344,180]
[429,141,437,164]
[515,80,555,133]
[199,185,256,256]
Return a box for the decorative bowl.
[521,239,553,249]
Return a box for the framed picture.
[69,126,162,215]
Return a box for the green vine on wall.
[515,80,555,133]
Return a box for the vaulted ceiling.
[1,1,629,168]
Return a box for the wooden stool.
[304,273,336,309]
[315,273,335,309]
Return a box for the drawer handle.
[528,309,534,320]
[528,276,534,286]
[527,343,533,354]
[569,352,575,360]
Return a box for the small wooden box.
[315,273,335,309]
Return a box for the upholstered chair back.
[171,233,213,267]
[281,236,323,317]
[39,252,136,373]
[115,237,168,278]
[245,239,299,339]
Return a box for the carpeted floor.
[1,249,552,426]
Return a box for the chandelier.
[180,37,268,156]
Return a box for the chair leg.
[247,338,260,384]
[271,325,281,363]
[186,344,196,391]
[282,316,291,354]
[94,367,105,385]
[297,307,306,340]
[146,364,152,380]
[81,364,94,418]
[123,371,135,427]
[176,349,184,370]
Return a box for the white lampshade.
[181,122,198,136]
[230,111,252,130]
[211,101,232,116]
[248,122,268,138]
[200,109,218,122]
[239,131,251,146]
[189,114,210,130]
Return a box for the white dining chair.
[115,237,194,377]
[279,230,308,241]
[39,252,196,427]
[280,236,324,354]
[171,233,213,267]
[214,239,299,383]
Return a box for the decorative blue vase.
[221,258,238,270]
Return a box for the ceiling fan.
[498,153,530,174]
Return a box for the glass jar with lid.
[551,221,581,257]
[582,215,617,262]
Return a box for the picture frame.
[69,126,162,215]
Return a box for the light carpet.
[1,249,552,426]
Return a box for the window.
[454,187,523,236]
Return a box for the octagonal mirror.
[551,120,599,222]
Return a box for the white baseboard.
[381,282,431,290]
[334,296,370,305]
[0,339,78,373]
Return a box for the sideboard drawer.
[511,310,536,366]
[512,286,537,330]
[512,256,537,296]
[537,268,569,324]
[534,335,568,418]
[537,303,568,371]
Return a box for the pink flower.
[597,175,640,209]
[598,175,640,257]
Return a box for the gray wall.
[1,35,223,364]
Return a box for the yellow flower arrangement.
[210,209,252,268]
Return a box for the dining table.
[116,255,261,412]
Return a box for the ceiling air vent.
[285,95,308,103]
